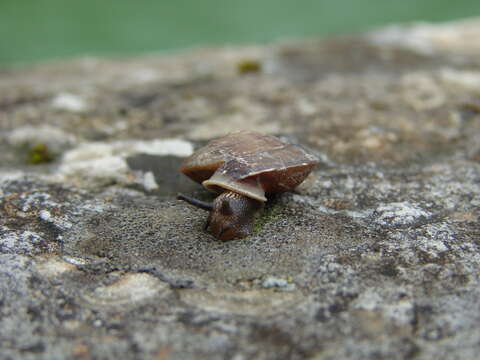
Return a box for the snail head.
[177,191,261,240]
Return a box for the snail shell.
[181,131,319,202]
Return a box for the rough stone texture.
[1,18,480,360]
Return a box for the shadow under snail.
[177,131,319,240]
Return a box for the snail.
[177,131,319,240]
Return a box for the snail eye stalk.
[177,193,214,211]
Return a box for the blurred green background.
[1,0,479,66]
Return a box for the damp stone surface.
[1,18,480,360]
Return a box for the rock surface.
[1,19,480,360]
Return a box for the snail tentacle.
[177,193,213,211]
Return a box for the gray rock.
[1,18,480,360]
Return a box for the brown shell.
[181,131,319,202]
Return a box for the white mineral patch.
[179,288,302,316]
[62,139,193,161]
[58,139,193,184]
[374,202,430,227]
[38,209,52,222]
[383,301,414,325]
[296,98,317,116]
[417,237,449,256]
[425,223,456,243]
[142,171,159,191]
[369,19,480,55]
[0,171,25,183]
[262,276,296,291]
[36,256,77,277]
[439,68,480,92]
[369,24,437,55]
[307,198,374,219]
[262,277,288,288]
[58,155,129,182]
[1,227,43,253]
[344,176,355,190]
[352,290,383,311]
[62,143,117,162]
[37,209,72,230]
[17,191,60,213]
[51,92,87,112]
[61,255,91,266]
[401,72,445,110]
[125,138,193,157]
[8,125,76,148]
[320,179,333,188]
[428,239,448,253]
[81,273,169,308]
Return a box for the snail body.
[178,131,318,240]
